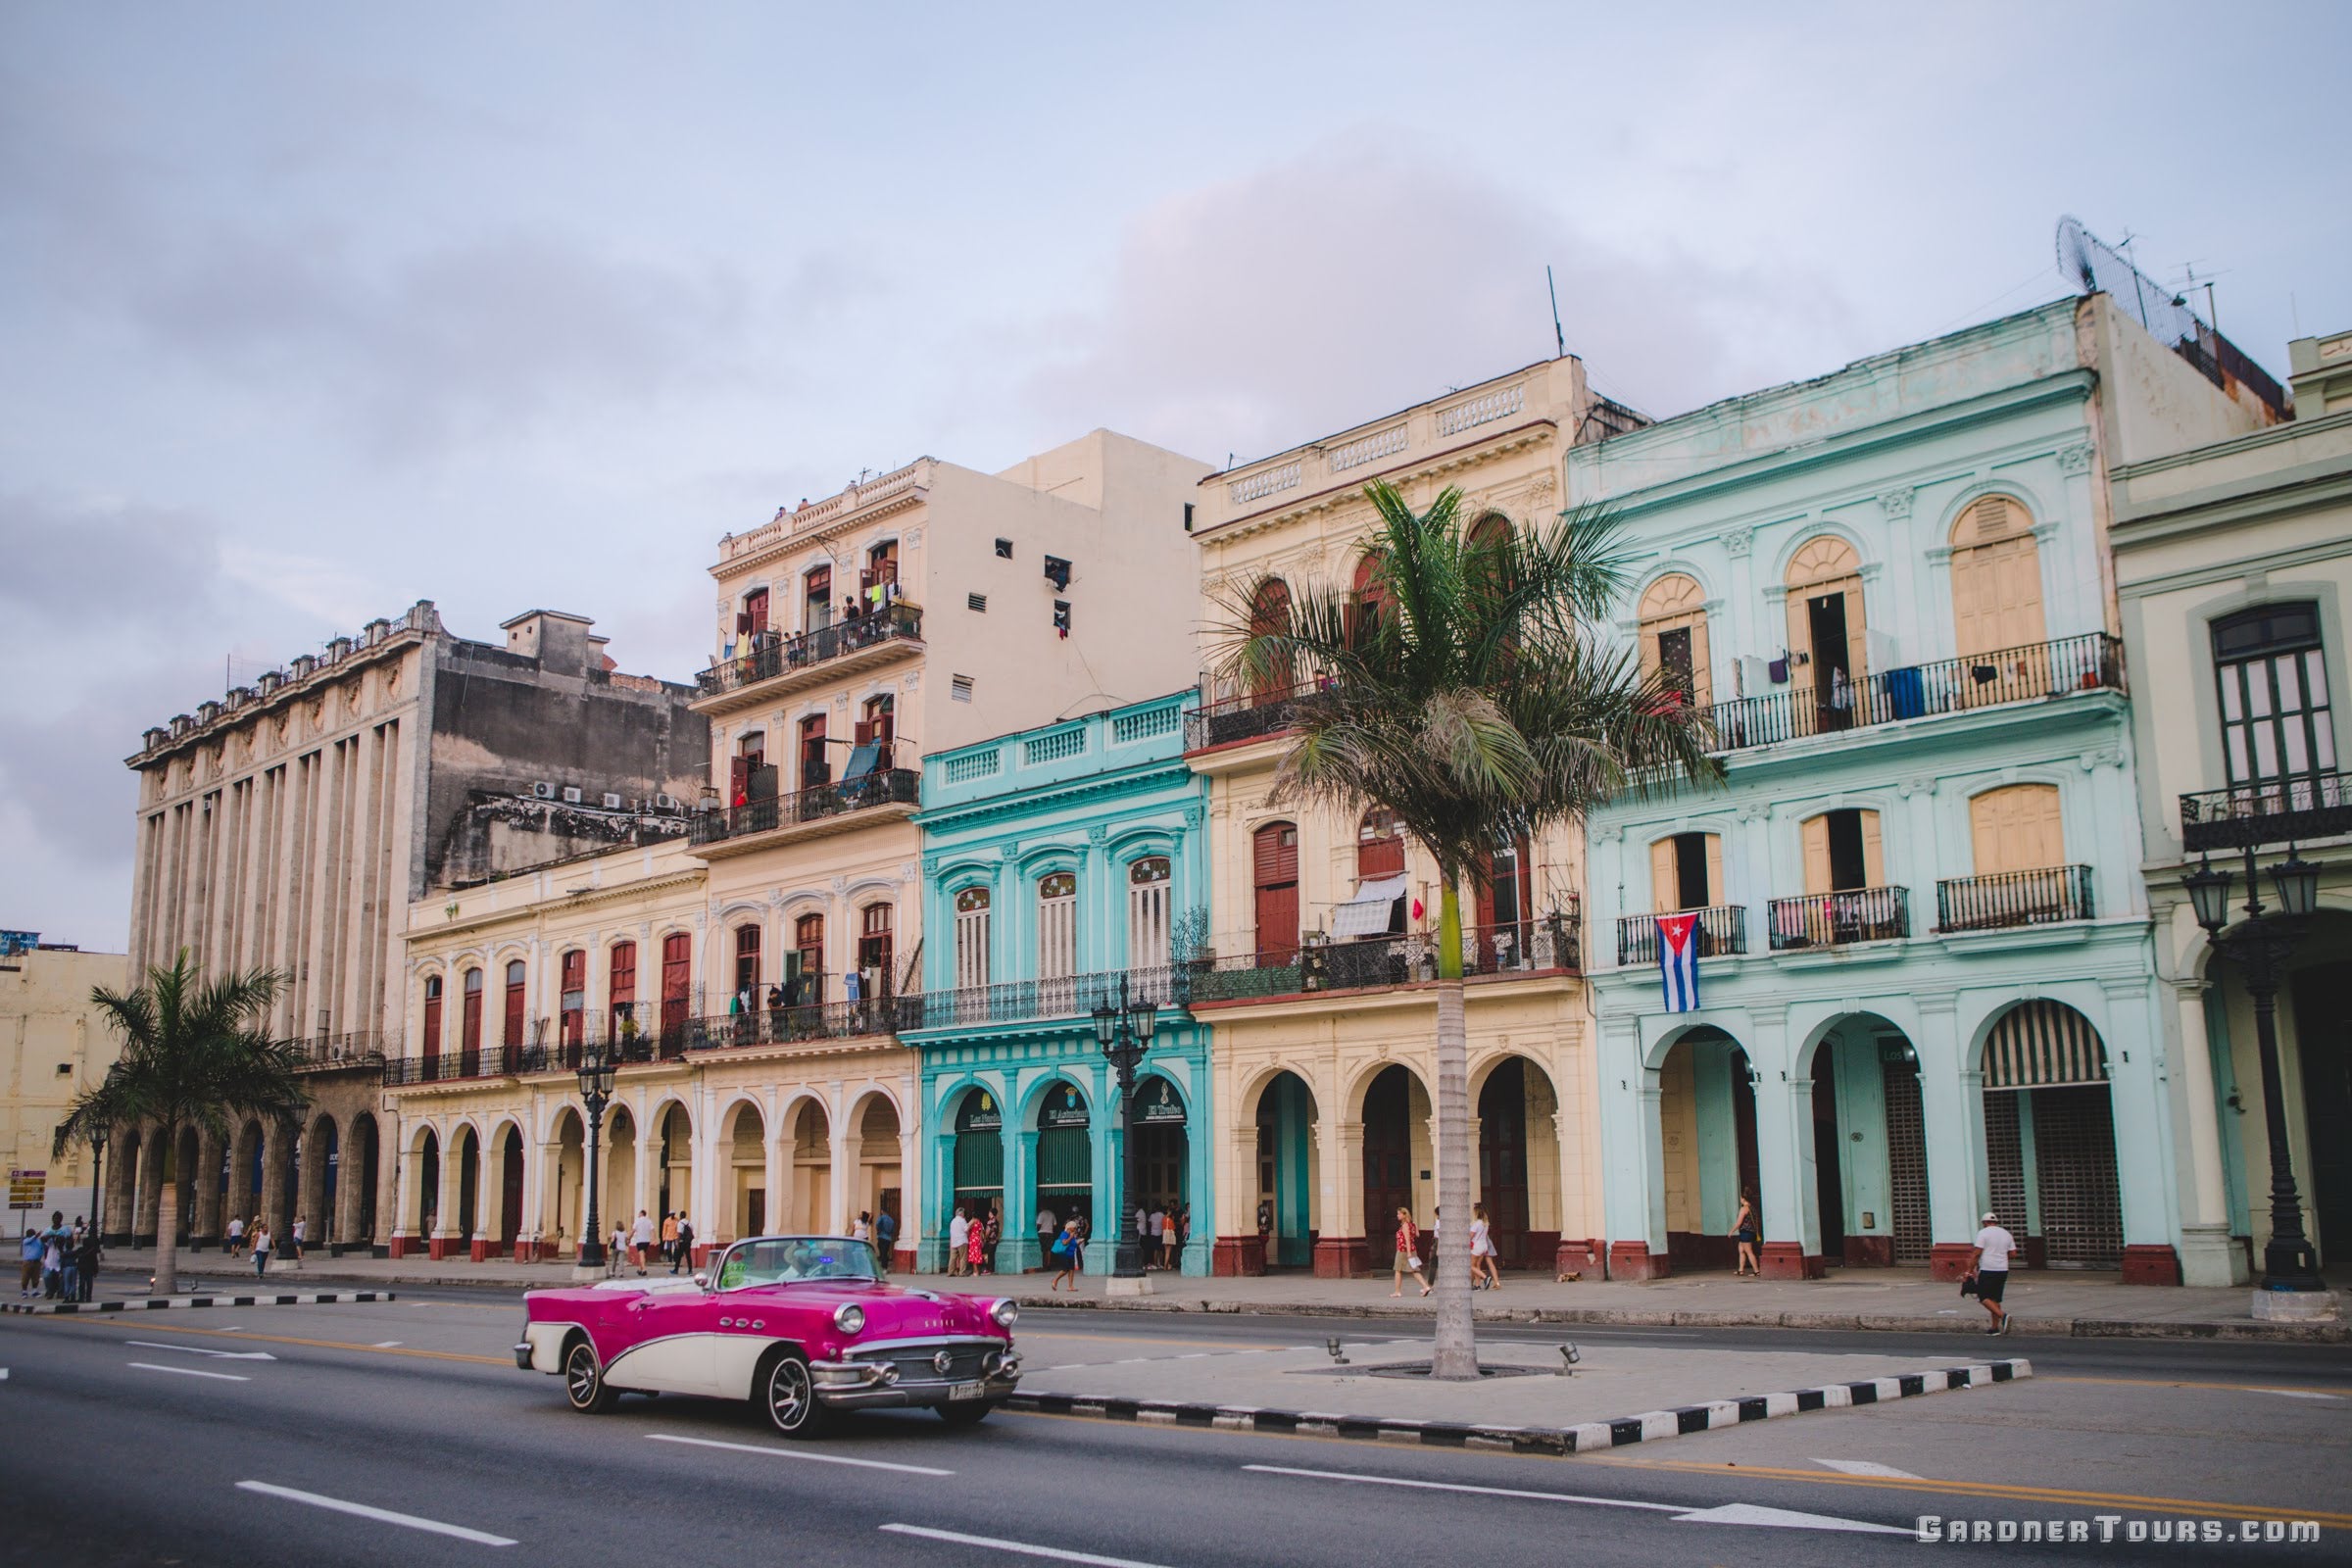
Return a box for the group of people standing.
[19,1212,99,1300]
[607,1209,697,1277]
[943,1203,1004,1278]
[1388,1202,1510,1297]
[1128,1201,1190,1270]
[222,1211,308,1276]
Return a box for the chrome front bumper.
[809,1349,1022,1409]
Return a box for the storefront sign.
[8,1168,44,1209]
[956,1090,1002,1134]
[1042,1086,1090,1127]
[1139,1081,1186,1122]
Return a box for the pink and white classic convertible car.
[514,1235,1021,1437]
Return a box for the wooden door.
[660,933,692,1044]
[1253,822,1299,963]
[1950,497,2048,660]
[1969,785,2063,874]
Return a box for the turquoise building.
[903,692,1214,1274]
[1567,295,2273,1286]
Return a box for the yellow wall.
[1,944,130,1225]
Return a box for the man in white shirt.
[947,1208,970,1277]
[630,1210,655,1275]
[1968,1209,2017,1336]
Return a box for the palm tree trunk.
[1429,880,1478,1380]
[153,1123,180,1297]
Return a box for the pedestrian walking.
[1470,1202,1500,1291]
[74,1229,100,1302]
[672,1215,695,1275]
[965,1212,987,1278]
[251,1223,273,1278]
[1732,1190,1760,1277]
[1967,1210,2017,1336]
[1048,1219,1081,1291]
[226,1213,245,1256]
[40,1213,69,1299]
[19,1225,42,1298]
[874,1208,897,1272]
[947,1207,969,1277]
[661,1211,679,1268]
[630,1209,654,1274]
[61,1217,83,1301]
[607,1222,626,1279]
[853,1210,871,1243]
[983,1205,1002,1271]
[1035,1203,1057,1271]
[1389,1206,1429,1298]
[291,1214,307,1262]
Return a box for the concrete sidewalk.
[72,1248,2345,1342]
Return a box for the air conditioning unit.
[653,793,680,811]
[602,792,624,809]
[562,786,583,805]
[532,782,556,800]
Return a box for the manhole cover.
[1292,1360,1554,1380]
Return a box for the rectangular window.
[608,941,637,1024]
[2214,604,2335,789]
[1038,872,1078,980]
[560,949,586,1047]
[858,904,894,991]
[1128,858,1172,968]
[954,892,992,990]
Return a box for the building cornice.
[128,617,433,770]
[1196,420,1561,544]
[913,758,1196,834]
[410,868,706,943]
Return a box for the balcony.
[689,767,920,857]
[691,604,923,714]
[283,1032,384,1072]
[1615,906,1747,966]
[1766,887,1910,951]
[1184,681,1327,754]
[2180,770,2352,853]
[1186,915,1581,1004]
[383,1047,515,1087]
[1936,865,2094,933]
[900,963,1192,1033]
[1690,633,2123,756]
[677,999,902,1051]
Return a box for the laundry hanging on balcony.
[1328,874,1408,940]
[840,743,881,782]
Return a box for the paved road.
[3,1295,2344,1566]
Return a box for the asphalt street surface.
[4,1287,2345,1566]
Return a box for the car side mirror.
[692,1273,710,1290]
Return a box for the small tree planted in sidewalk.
[1217,479,1717,1379]
[56,954,308,1296]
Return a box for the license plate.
[948,1379,988,1401]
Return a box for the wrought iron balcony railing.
[2180,770,2352,853]
[678,999,901,1051]
[1185,915,1581,1004]
[690,767,920,847]
[696,603,923,699]
[1936,864,2094,933]
[1688,632,2123,755]
[383,1047,514,1087]
[282,1032,384,1071]
[1615,906,1747,966]
[899,963,1192,1032]
[1766,887,1910,951]
[1183,681,1328,752]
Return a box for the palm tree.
[56,954,307,1296]
[1217,479,1719,1378]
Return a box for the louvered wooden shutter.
[1802,816,1832,896]
[1860,809,1886,885]
[1703,833,1725,907]
[1650,838,1678,912]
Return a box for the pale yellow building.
[2,937,129,1232]
[1183,359,1643,1275]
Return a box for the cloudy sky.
[4,2,2346,952]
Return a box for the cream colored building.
[2,937,129,1232]
[2117,325,2352,1287]
[1183,358,1643,1275]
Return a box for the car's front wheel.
[936,1398,995,1428]
[762,1351,830,1440]
[564,1340,616,1414]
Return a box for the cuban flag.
[1657,911,1701,1013]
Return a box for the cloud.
[1015,134,1869,465]
[0,492,225,625]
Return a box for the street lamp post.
[2184,845,2327,1297]
[574,1039,619,1280]
[1091,974,1160,1286]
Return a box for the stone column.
[926,1131,956,1272]
[1914,995,1984,1280]
[2104,975,2184,1286]
[1317,1119,1367,1277]
[1213,1121,1261,1276]
[1753,1044,1826,1281]
[831,1128,864,1239]
[1004,1127,1039,1275]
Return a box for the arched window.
[1949,496,2046,662]
[1247,577,1294,698]
[608,940,637,1030]
[1356,807,1405,878]
[1128,857,1172,967]
[798,713,829,790]
[1800,808,1885,893]
[858,694,896,757]
[559,949,586,1047]
[803,563,833,632]
[733,924,761,996]
[503,959,527,1049]
[741,586,770,638]
[1038,871,1078,981]
[1348,554,1390,645]
[858,904,894,991]
[1969,783,2064,875]
[954,886,992,990]
[2213,602,2335,789]
[1638,573,1712,708]
[1468,513,1512,549]
[659,932,692,1044]
[1785,535,1866,727]
[861,540,900,613]
[1252,821,1300,963]
[1650,832,1723,912]
[420,975,443,1062]
[730,732,765,809]
[460,968,483,1054]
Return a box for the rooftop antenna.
[1546,266,1566,359]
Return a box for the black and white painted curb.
[1003,1358,2031,1456]
[4,1291,396,1316]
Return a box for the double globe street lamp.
[573,1040,619,1279]
[2183,845,2328,1298]
[1091,974,1160,1283]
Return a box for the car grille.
[876,1343,999,1383]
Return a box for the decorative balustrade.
[1436,382,1526,435]
[1183,681,1327,752]
[1936,865,2094,933]
[1186,914,1580,1004]
[1688,633,2123,756]
[2180,770,2352,852]
[384,1048,514,1087]
[1615,906,1747,966]
[898,963,1192,1033]
[1766,887,1910,951]
[689,767,920,847]
[1228,461,1301,506]
[1327,424,1408,472]
[696,603,922,699]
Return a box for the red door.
[503,960,528,1054]
[608,941,637,1046]
[560,949,586,1049]
[661,933,692,1054]
[421,977,443,1067]
[1253,822,1299,964]
[460,969,483,1072]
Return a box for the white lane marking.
[880,1523,1170,1568]
[128,1362,251,1382]
[1672,1502,1911,1535]
[2247,1388,2341,1401]
[0,1367,9,1380]
[1243,1465,1680,1513]
[1813,1459,1920,1480]
[126,1341,277,1361]
[235,1481,516,1546]
[373,1341,404,1348]
[649,1433,952,1475]
[1244,1464,1908,1533]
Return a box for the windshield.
[715,1237,880,1289]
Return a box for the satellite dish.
[2054,216,2097,293]
[2050,215,2196,345]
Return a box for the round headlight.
[990,1298,1018,1330]
[832,1302,866,1336]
